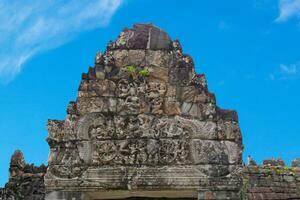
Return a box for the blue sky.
[0,0,300,186]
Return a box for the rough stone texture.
[44,23,243,199]
[0,150,47,200]
[263,158,285,167]
[242,165,300,200]
[292,158,300,168]
[111,24,172,50]
[1,24,300,200]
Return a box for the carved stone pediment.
[45,24,243,200]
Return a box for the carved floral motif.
[45,24,243,192]
[91,139,190,166]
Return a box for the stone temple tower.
[45,24,243,200]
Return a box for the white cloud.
[0,0,123,83]
[268,62,299,80]
[276,0,300,22]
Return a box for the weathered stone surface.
[242,165,300,199]
[43,23,244,200]
[113,24,172,50]
[146,50,173,68]
[163,97,181,115]
[78,79,117,97]
[2,23,299,200]
[77,97,117,114]
[113,50,146,68]
[169,66,194,85]
[263,158,285,167]
[0,151,46,200]
[217,120,242,142]
[292,158,300,168]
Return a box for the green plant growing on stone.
[139,68,150,77]
[126,65,136,74]
[273,166,296,176]
[283,166,293,171]
[264,168,272,176]
[126,65,150,79]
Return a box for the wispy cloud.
[0,0,123,83]
[280,63,298,75]
[276,0,300,22]
[268,63,299,80]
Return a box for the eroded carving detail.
[93,141,117,163]
[48,142,84,178]
[45,24,244,197]
[159,140,178,164]
[88,116,115,139]
[90,139,190,166]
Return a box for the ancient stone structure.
[1,24,299,200]
[0,150,46,200]
[44,24,243,199]
[243,164,300,199]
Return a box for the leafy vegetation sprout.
[126,65,136,74]
[139,68,150,77]
[126,65,150,77]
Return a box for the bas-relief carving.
[181,102,216,119]
[175,117,218,139]
[88,115,115,140]
[48,142,85,178]
[217,120,242,142]
[116,79,167,115]
[118,97,140,115]
[190,140,241,166]
[76,113,106,140]
[114,115,141,139]
[191,140,229,165]
[71,115,234,169]
[91,139,190,166]
[48,111,240,180]
[117,79,138,97]
[146,82,167,98]
[78,114,218,140]
[45,24,244,199]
